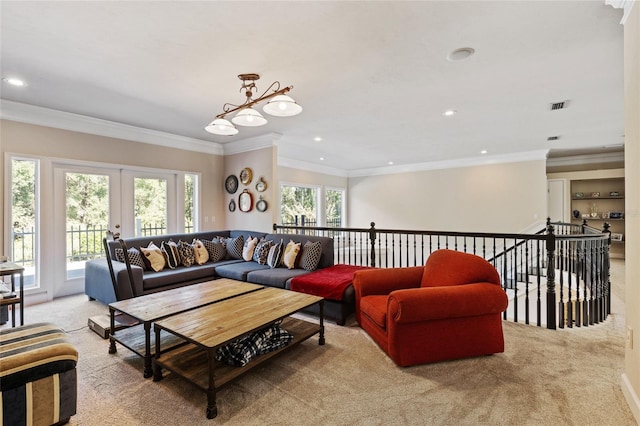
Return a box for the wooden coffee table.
[108,279,263,378]
[152,287,325,419]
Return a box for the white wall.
[224,147,277,233]
[348,160,548,233]
[622,3,640,421]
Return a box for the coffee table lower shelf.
[152,317,321,418]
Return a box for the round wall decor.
[225,175,238,194]
[240,167,253,185]
[256,197,268,212]
[228,199,236,212]
[239,189,253,212]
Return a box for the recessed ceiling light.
[388,161,394,165]
[443,110,457,117]
[320,157,325,161]
[3,77,26,87]
[480,150,488,155]
[447,47,475,62]
[314,137,323,142]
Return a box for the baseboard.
[621,373,640,424]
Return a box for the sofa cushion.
[192,239,209,265]
[224,235,244,260]
[253,239,273,265]
[161,240,180,269]
[177,240,195,267]
[115,247,146,269]
[360,295,388,329]
[215,262,268,281]
[299,240,322,271]
[143,264,216,290]
[242,236,259,261]
[246,268,310,289]
[421,249,500,288]
[202,239,225,262]
[265,233,334,270]
[267,240,283,268]
[140,242,166,272]
[282,240,301,269]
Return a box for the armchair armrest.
[353,267,423,298]
[388,283,507,324]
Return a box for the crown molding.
[0,100,224,155]
[278,156,349,178]
[347,149,550,178]
[606,0,636,24]
[546,151,625,168]
[222,133,282,156]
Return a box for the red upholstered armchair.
[353,249,508,367]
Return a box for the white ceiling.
[0,1,625,174]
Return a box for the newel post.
[603,222,612,317]
[545,222,557,330]
[369,222,377,267]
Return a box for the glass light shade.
[262,95,302,117]
[231,108,268,127]
[205,118,238,136]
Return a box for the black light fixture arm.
[216,76,293,119]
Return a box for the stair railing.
[273,218,611,330]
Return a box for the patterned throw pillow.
[242,236,259,261]
[161,240,180,269]
[253,239,274,265]
[114,247,146,269]
[224,235,244,260]
[192,239,210,265]
[202,239,226,262]
[299,240,323,271]
[139,242,166,272]
[177,240,195,267]
[282,240,301,269]
[266,240,283,269]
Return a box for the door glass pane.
[326,189,344,227]
[135,177,167,236]
[65,172,109,279]
[280,185,317,226]
[185,174,196,232]
[10,158,38,289]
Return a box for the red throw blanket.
[290,264,374,300]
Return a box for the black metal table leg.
[143,321,153,378]
[206,350,218,418]
[108,307,117,354]
[319,300,325,345]
[153,325,163,382]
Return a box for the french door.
[53,166,177,298]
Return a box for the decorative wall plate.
[255,177,267,192]
[240,167,253,185]
[256,196,268,212]
[228,199,236,212]
[239,189,253,212]
[225,175,238,194]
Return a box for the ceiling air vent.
[550,100,569,111]
[547,136,560,141]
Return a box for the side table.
[0,261,25,327]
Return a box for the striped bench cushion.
[0,322,78,425]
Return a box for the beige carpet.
[5,259,635,425]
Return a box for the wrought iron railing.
[273,219,612,330]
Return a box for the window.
[10,158,39,289]
[184,173,197,232]
[326,188,345,227]
[280,185,318,226]
[134,177,167,236]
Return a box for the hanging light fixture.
[205,73,302,136]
